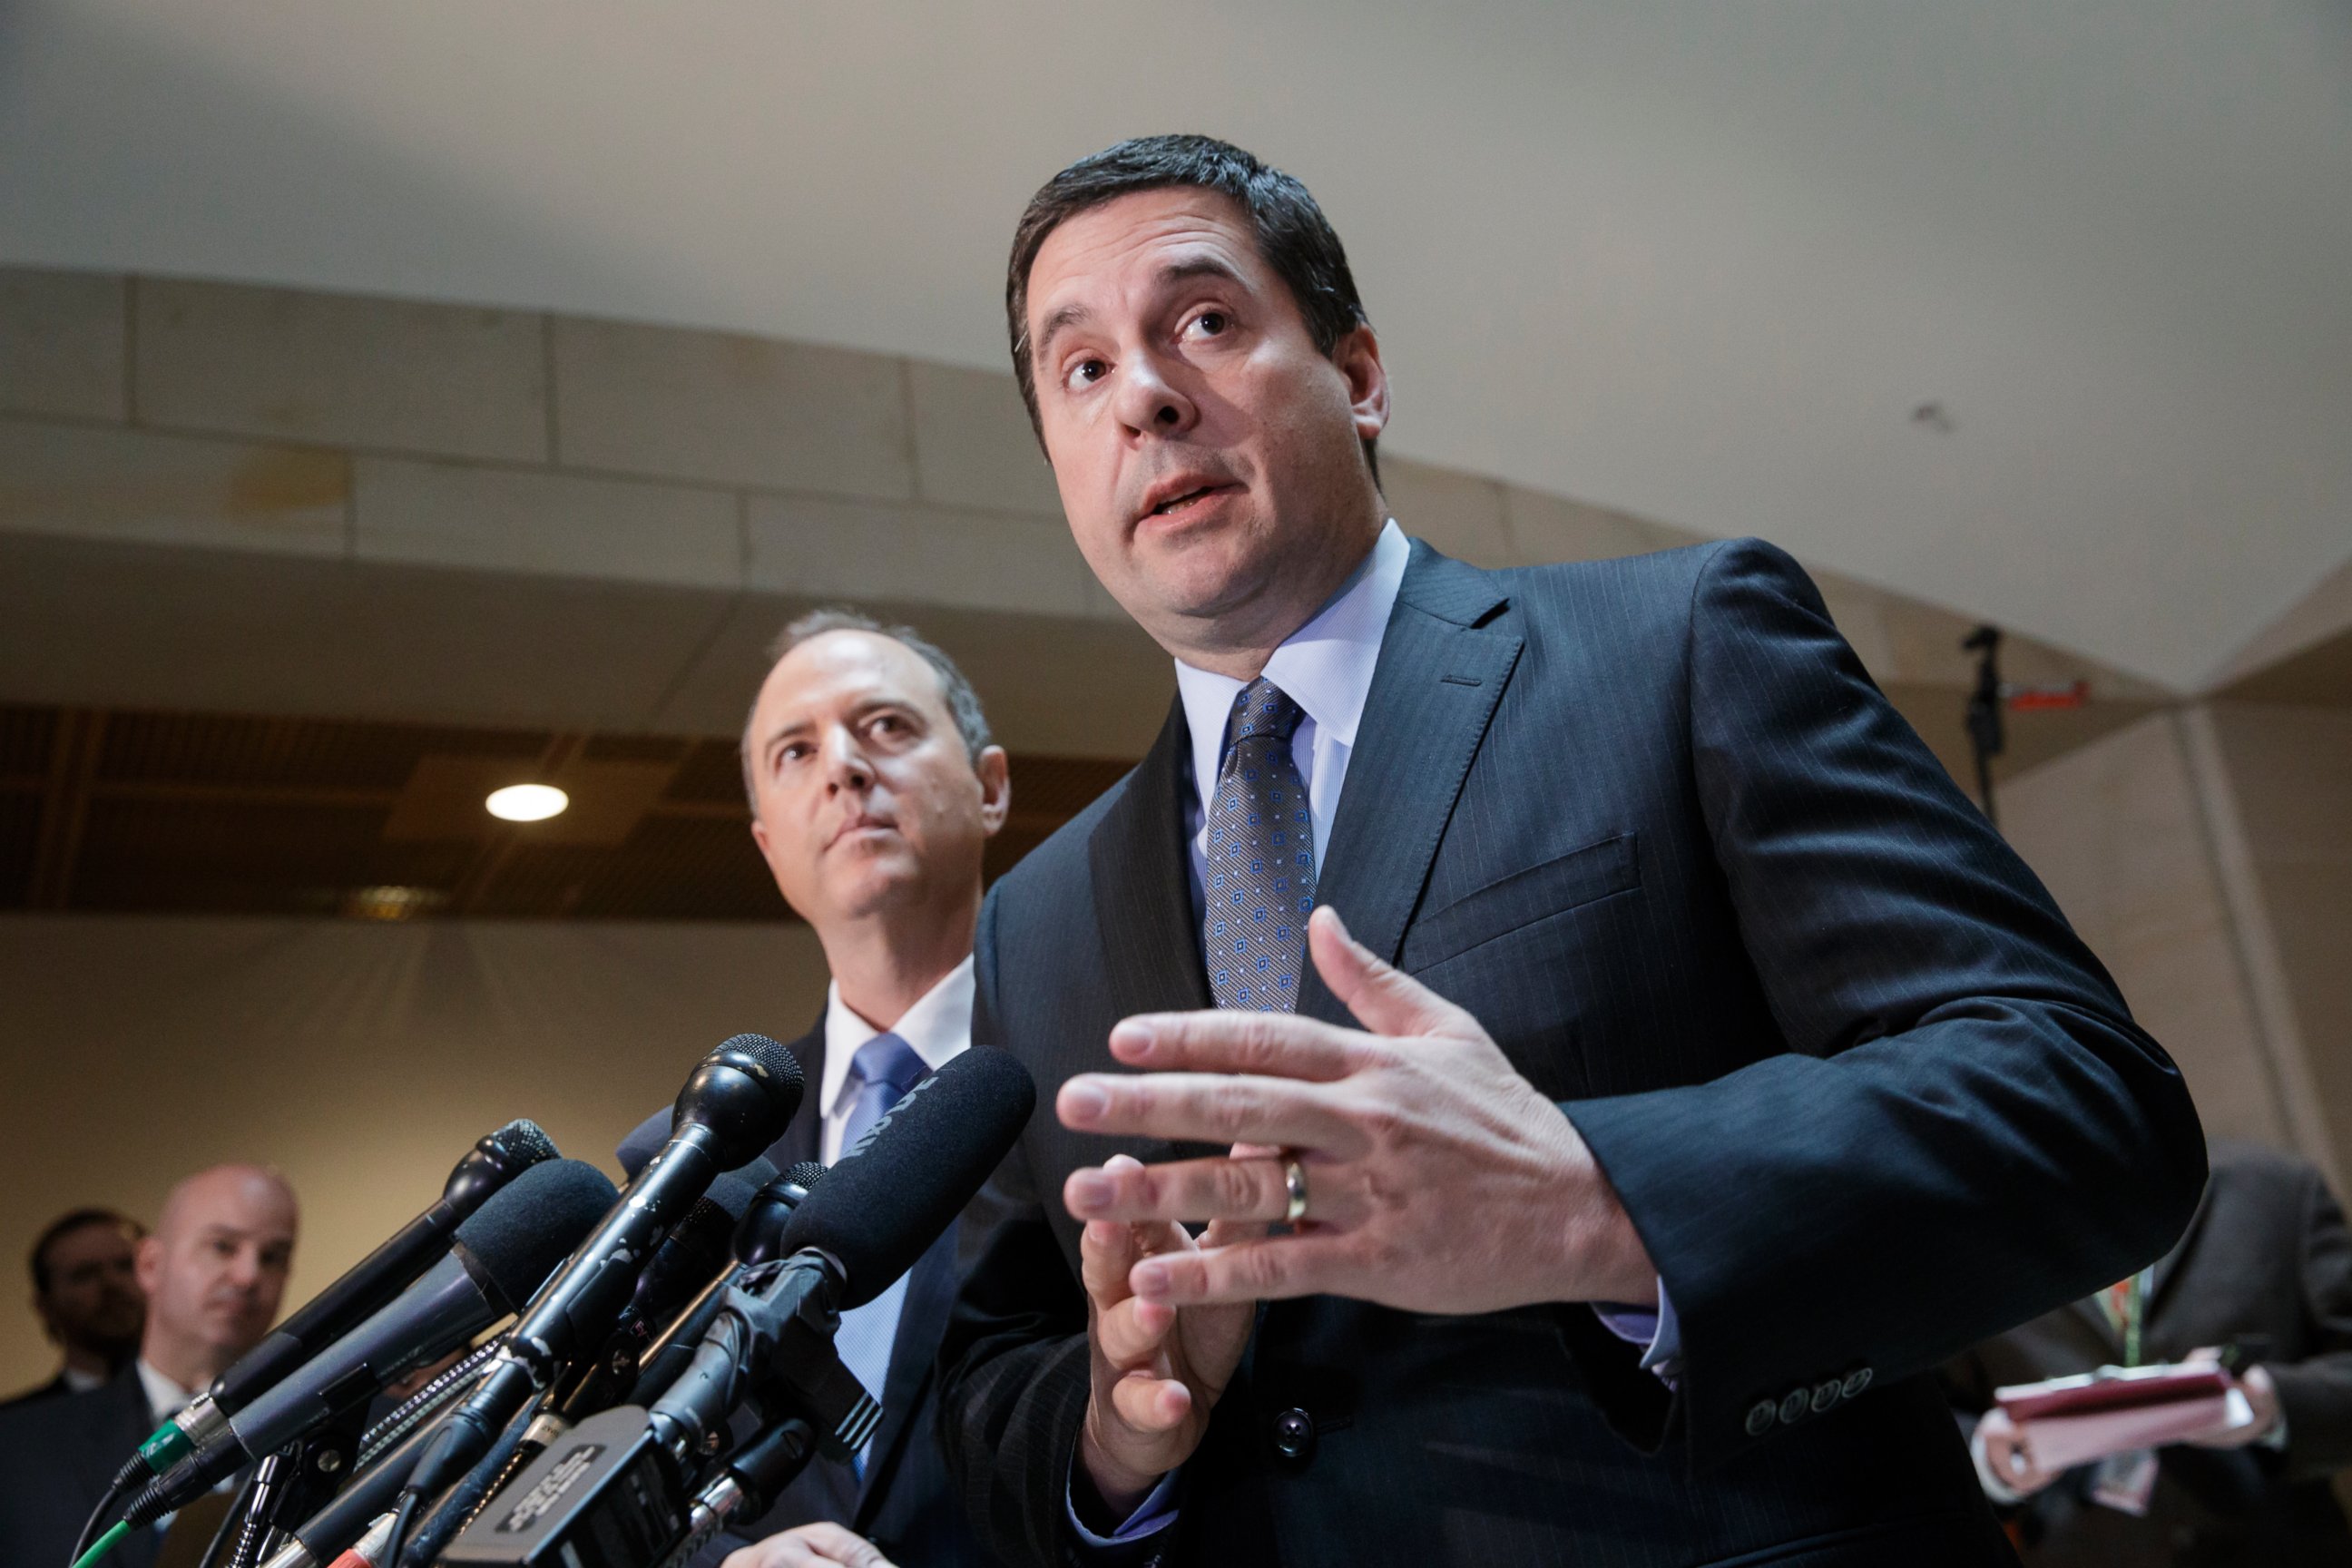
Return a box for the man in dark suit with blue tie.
[934,134,2210,1567]
[620,610,1014,1568]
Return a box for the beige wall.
[2001,699,2352,1189]
[0,913,828,1396]
[2202,702,2352,1164]
[2000,711,2291,1152]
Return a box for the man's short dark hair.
[1006,133,1378,483]
[29,1209,142,1296]
[739,609,995,806]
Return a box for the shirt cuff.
[1066,1464,1181,1556]
[1593,1277,1681,1384]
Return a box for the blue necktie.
[832,1032,929,1476]
[1204,679,1317,1012]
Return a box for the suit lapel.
[1089,701,1213,1023]
[852,1225,960,1524]
[1298,544,1522,1024]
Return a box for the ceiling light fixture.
[486,782,569,822]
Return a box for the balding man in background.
[0,1164,299,1568]
[3,1208,147,1409]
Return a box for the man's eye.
[1187,310,1230,338]
[1063,358,1107,391]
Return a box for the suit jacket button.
[1745,1399,1778,1437]
[1778,1388,1810,1426]
[1810,1379,1841,1414]
[1271,1406,1316,1463]
[1841,1367,1873,1399]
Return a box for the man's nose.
[820,726,874,792]
[1112,347,1200,440]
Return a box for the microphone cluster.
[64,1034,1034,1568]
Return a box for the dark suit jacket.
[1946,1140,2352,1566]
[620,1017,1001,1568]
[937,537,2208,1568]
[0,1365,162,1568]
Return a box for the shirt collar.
[135,1358,191,1425]
[820,955,975,1122]
[1174,518,1410,803]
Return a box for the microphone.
[778,1044,1035,1307]
[629,1161,825,1409]
[132,1120,560,1475]
[548,1159,775,1423]
[651,1047,1035,1463]
[731,1159,827,1268]
[398,1034,804,1509]
[435,1049,1034,1568]
[122,1158,619,1524]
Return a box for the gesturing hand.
[720,1522,897,1567]
[1074,1153,1260,1518]
[1058,906,1656,1315]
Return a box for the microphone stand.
[1963,623,2005,828]
[211,1401,374,1568]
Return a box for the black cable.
[191,1473,260,1568]
[69,1466,142,1564]
[395,1392,547,1568]
[377,1491,421,1568]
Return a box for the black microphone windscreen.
[671,1034,806,1168]
[452,1158,622,1313]
[482,1118,561,1168]
[778,1046,1034,1308]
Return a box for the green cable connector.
[71,1520,131,1568]
[137,1417,192,1473]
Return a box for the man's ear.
[1334,324,1390,444]
[133,1234,162,1298]
[975,746,1013,838]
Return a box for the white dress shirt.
[818,956,975,1164]
[135,1359,191,1426]
[1174,519,1410,903]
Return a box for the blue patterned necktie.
[1204,678,1317,1011]
[832,1030,928,1476]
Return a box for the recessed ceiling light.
[486,783,568,822]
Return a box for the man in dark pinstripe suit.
[936,134,2208,1568]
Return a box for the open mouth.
[1149,483,1233,518]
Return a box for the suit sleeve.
[936,889,1100,1568]
[2266,1165,2352,1478]
[1561,537,2208,1467]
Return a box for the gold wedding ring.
[1282,1154,1309,1223]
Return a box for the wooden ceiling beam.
[25,710,105,909]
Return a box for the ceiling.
[0,3,2346,691]
[0,701,1130,921]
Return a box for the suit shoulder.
[1498,536,1815,604]
[988,761,1135,915]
